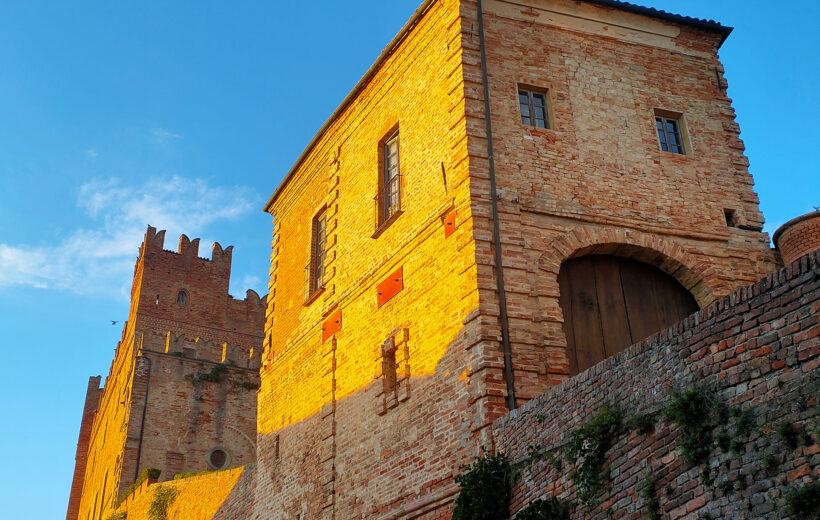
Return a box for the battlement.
[133,226,266,331]
[141,226,234,273]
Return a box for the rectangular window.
[656,115,685,154]
[375,129,402,232]
[518,88,549,129]
[304,208,326,303]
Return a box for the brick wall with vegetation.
[108,466,248,520]
[490,251,820,519]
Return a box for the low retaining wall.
[493,251,820,519]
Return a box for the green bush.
[515,497,572,520]
[664,389,715,465]
[148,485,180,520]
[453,452,512,520]
[625,413,657,436]
[778,421,799,450]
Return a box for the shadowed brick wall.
[493,250,820,519]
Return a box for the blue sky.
[0,1,817,518]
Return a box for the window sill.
[659,150,690,159]
[303,286,325,307]
[371,210,404,239]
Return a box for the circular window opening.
[208,448,229,470]
[177,289,188,306]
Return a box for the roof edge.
[263,0,733,213]
[580,0,733,45]
[263,0,438,213]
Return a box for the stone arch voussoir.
[538,227,719,307]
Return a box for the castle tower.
[66,226,266,520]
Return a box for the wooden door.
[557,255,698,376]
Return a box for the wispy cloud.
[152,128,184,144]
[235,274,264,299]
[84,148,99,161]
[0,176,258,298]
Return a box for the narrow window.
[381,335,398,397]
[177,289,187,306]
[724,209,737,228]
[518,87,549,129]
[656,115,685,154]
[376,129,401,230]
[304,208,327,303]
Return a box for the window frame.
[518,86,551,129]
[373,127,403,237]
[304,207,327,305]
[653,109,690,156]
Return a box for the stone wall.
[493,250,820,519]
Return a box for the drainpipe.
[133,349,152,482]
[477,0,516,410]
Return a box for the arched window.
[177,289,188,306]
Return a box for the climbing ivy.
[515,497,573,520]
[565,405,623,505]
[641,472,660,520]
[148,485,180,520]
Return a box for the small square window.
[518,88,550,129]
[656,115,685,155]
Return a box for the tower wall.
[71,227,265,520]
[65,376,102,520]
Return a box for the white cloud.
[152,128,184,144]
[0,176,258,298]
[233,274,264,299]
[85,148,99,161]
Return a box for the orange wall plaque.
[443,209,457,238]
[377,267,404,307]
[322,308,342,343]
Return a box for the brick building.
[66,227,265,520]
[255,0,777,518]
[69,1,817,519]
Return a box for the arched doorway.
[558,255,699,376]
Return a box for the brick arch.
[538,227,719,307]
